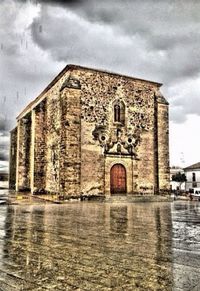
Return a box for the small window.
[114,105,121,122]
[113,101,125,125]
[193,182,197,188]
[192,173,197,188]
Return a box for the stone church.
[9,64,170,198]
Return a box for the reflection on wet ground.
[0,198,199,290]
[172,202,200,291]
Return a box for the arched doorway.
[110,164,127,194]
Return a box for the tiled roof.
[184,162,200,171]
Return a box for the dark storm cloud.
[17,0,86,6]
[28,0,200,124]
[0,116,10,133]
[0,151,8,162]
[0,131,9,163]
[0,139,9,168]
[30,0,200,83]
[0,120,6,132]
[38,0,85,5]
[1,0,200,128]
[0,115,10,163]
[0,0,64,120]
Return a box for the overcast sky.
[1,0,200,173]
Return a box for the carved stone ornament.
[92,124,138,156]
[92,125,107,141]
[60,75,81,91]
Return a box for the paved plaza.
[0,192,200,290]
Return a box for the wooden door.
[110,164,126,194]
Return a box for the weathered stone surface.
[33,101,47,193]
[10,65,170,197]
[157,101,170,193]
[9,127,17,189]
[59,87,81,196]
[16,114,31,191]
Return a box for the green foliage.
[172,172,187,183]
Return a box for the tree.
[172,172,187,189]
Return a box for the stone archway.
[110,164,127,194]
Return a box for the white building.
[184,162,200,191]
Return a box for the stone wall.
[11,65,169,197]
[59,87,81,196]
[70,68,161,195]
[32,71,71,194]
[81,121,105,196]
[153,94,159,194]
[45,95,61,193]
[16,114,31,191]
[157,100,170,193]
[33,101,47,192]
[9,127,17,189]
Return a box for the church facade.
[9,65,170,198]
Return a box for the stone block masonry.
[59,87,81,196]
[15,114,31,191]
[9,127,17,189]
[9,64,170,197]
[33,101,47,192]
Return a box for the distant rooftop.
[184,162,200,171]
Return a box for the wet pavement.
[0,192,200,290]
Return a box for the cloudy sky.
[1,0,200,173]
